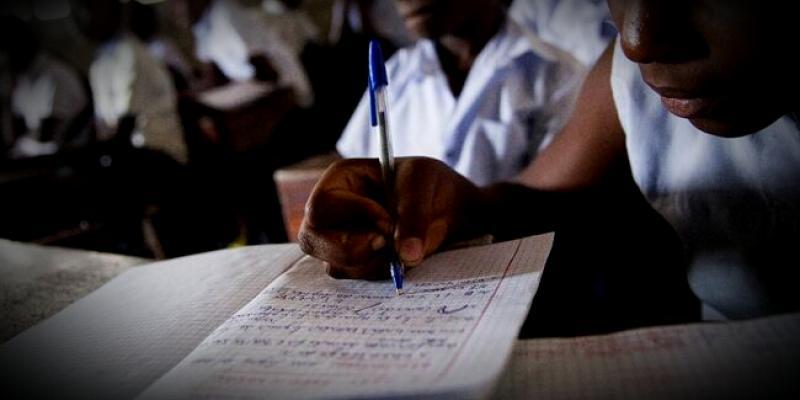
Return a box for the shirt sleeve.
[336,90,374,158]
[237,5,314,108]
[529,48,586,153]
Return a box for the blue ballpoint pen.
[368,39,405,295]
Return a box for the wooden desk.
[187,81,296,154]
[273,152,339,241]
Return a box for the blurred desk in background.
[188,81,296,154]
[274,152,339,241]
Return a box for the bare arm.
[480,43,637,240]
[519,43,626,191]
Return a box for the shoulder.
[383,40,436,91]
[510,0,614,66]
[501,19,587,106]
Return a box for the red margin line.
[432,239,523,384]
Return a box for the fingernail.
[370,235,386,251]
[399,238,423,264]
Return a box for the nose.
[619,0,707,64]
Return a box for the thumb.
[394,204,449,267]
[390,157,457,266]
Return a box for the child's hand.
[298,157,486,279]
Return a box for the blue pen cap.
[368,39,388,91]
[368,76,377,127]
[368,39,388,127]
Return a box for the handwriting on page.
[137,237,548,400]
[187,268,505,398]
[197,279,490,368]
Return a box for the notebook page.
[497,312,800,399]
[0,244,304,400]
[138,234,553,400]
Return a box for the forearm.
[477,182,586,242]
[477,173,647,243]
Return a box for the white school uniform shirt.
[337,16,584,186]
[10,52,88,157]
[89,35,187,163]
[610,38,800,320]
[510,0,615,66]
[192,0,313,107]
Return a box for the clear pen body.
[372,86,404,294]
[373,86,395,187]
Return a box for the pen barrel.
[374,88,395,197]
[372,83,405,292]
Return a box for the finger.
[304,158,393,234]
[397,217,450,267]
[305,189,392,235]
[392,158,454,266]
[315,158,385,196]
[299,221,387,265]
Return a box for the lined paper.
[497,312,800,399]
[138,234,552,400]
[0,244,304,399]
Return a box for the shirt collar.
[403,15,542,82]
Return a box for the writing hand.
[298,157,486,280]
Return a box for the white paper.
[0,244,304,399]
[138,234,552,400]
[497,312,800,399]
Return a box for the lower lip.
[660,96,716,118]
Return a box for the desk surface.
[0,240,149,342]
[2,241,798,398]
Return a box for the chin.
[687,118,754,138]
[686,111,786,138]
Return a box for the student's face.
[608,0,799,136]
[393,0,487,38]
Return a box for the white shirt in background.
[10,52,88,157]
[192,0,313,107]
[337,17,585,186]
[510,0,614,66]
[89,35,187,163]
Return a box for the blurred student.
[73,0,188,164]
[336,0,585,185]
[0,17,89,159]
[129,2,194,92]
[175,0,313,107]
[260,0,320,56]
[327,0,412,49]
[299,0,800,325]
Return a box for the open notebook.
[0,234,553,399]
[499,311,800,399]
